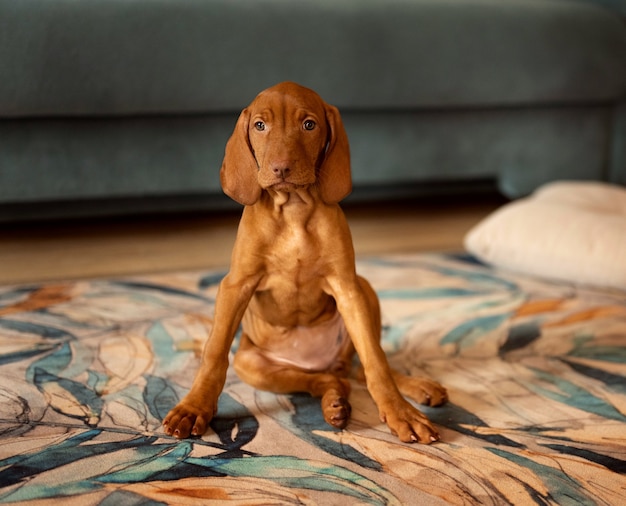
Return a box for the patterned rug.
[1,253,625,505]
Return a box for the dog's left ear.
[220,107,262,206]
[319,103,352,204]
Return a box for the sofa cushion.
[464,181,626,291]
[1,0,625,117]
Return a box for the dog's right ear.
[220,108,262,206]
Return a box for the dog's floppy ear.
[220,107,262,206]
[318,103,352,204]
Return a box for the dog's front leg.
[327,275,440,444]
[163,272,259,438]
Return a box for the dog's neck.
[259,185,321,222]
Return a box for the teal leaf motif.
[487,448,596,506]
[198,271,227,290]
[33,368,104,426]
[560,359,626,395]
[499,322,541,356]
[425,402,524,448]
[186,455,398,506]
[365,258,518,291]
[96,442,193,484]
[378,287,486,299]
[420,263,519,292]
[569,345,626,364]
[87,370,109,394]
[0,343,59,367]
[382,320,413,353]
[0,286,34,305]
[526,368,626,422]
[0,431,161,502]
[147,322,189,375]
[440,314,509,350]
[110,281,213,303]
[143,374,179,421]
[26,342,72,382]
[540,444,626,474]
[99,490,167,506]
[0,319,74,340]
[0,429,102,472]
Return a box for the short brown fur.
[163,82,447,444]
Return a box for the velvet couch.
[1,0,625,220]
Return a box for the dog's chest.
[267,225,323,282]
[253,221,330,323]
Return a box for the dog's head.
[220,81,351,206]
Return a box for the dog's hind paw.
[395,374,448,407]
[321,390,352,429]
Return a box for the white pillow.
[464,181,626,291]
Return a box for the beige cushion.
[464,181,626,291]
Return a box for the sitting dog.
[163,82,447,443]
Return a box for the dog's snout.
[272,166,291,179]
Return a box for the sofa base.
[0,179,501,223]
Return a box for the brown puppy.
[163,82,447,443]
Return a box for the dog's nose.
[272,166,291,179]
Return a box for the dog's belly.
[242,310,350,372]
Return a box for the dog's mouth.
[269,182,301,192]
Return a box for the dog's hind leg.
[234,334,353,429]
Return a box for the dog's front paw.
[381,401,440,444]
[163,400,215,439]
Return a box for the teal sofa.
[1,0,625,220]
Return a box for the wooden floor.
[0,194,505,285]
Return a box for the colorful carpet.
[1,253,625,505]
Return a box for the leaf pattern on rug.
[1,254,625,505]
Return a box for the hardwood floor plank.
[0,195,504,284]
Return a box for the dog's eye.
[303,120,316,131]
[254,121,266,131]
